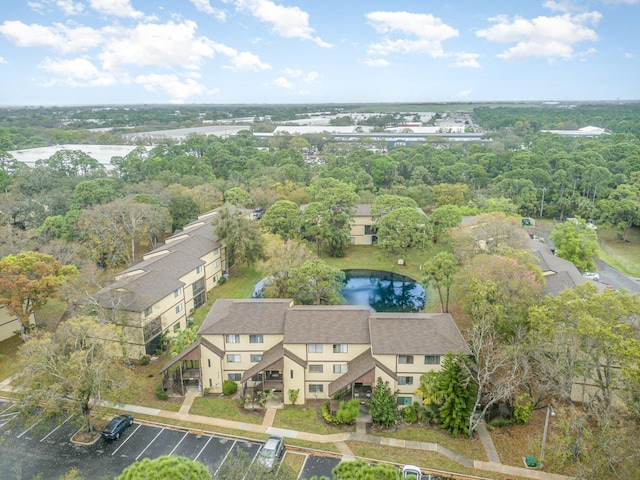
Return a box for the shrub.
[335,399,360,424]
[490,418,513,428]
[218,276,227,285]
[140,354,151,365]
[222,380,238,396]
[155,385,169,400]
[288,389,299,405]
[513,393,535,424]
[401,404,418,423]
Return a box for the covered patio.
[159,338,220,396]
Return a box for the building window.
[214,259,220,268]
[398,355,414,364]
[250,354,263,363]
[175,303,183,314]
[349,236,355,244]
[397,396,412,406]
[364,225,376,235]
[333,344,348,354]
[144,306,153,317]
[308,364,323,373]
[213,248,219,255]
[228,373,241,381]
[398,376,413,386]
[173,323,181,332]
[192,277,206,309]
[174,288,181,298]
[225,334,240,344]
[308,344,323,353]
[424,355,441,365]
[251,373,263,381]
[207,359,211,368]
[196,265,203,274]
[249,334,263,343]
[227,354,241,363]
[309,384,324,393]
[209,378,212,387]
[333,364,348,374]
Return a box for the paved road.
[594,259,640,294]
[0,401,339,479]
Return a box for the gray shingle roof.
[198,299,292,335]
[369,313,470,356]
[284,305,371,344]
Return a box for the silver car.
[258,435,284,471]
[583,271,600,281]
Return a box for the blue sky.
[0,0,638,105]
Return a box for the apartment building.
[163,298,470,405]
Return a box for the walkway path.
[0,384,571,480]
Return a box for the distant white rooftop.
[541,126,607,136]
[8,144,149,168]
[123,125,249,141]
[273,125,374,135]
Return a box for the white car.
[402,465,423,479]
[583,271,600,281]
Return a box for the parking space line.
[213,440,237,477]
[40,414,75,442]
[112,423,142,456]
[135,428,164,460]
[0,403,16,415]
[297,454,310,480]
[168,431,189,457]
[193,435,213,462]
[17,417,43,438]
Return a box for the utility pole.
[540,187,546,218]
[540,404,555,465]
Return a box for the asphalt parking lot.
[0,401,340,479]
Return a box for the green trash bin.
[525,455,538,468]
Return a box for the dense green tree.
[370,194,418,220]
[261,200,301,242]
[287,259,345,305]
[430,204,462,243]
[436,352,476,437]
[598,180,640,242]
[332,459,400,480]
[369,377,399,428]
[212,206,265,268]
[259,241,314,298]
[224,187,253,208]
[169,192,200,231]
[71,177,120,209]
[550,217,598,271]
[375,207,430,255]
[116,455,212,480]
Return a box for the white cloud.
[56,0,84,15]
[458,90,472,99]
[476,11,601,61]
[233,0,332,48]
[600,0,639,4]
[220,50,271,72]
[0,56,6,64]
[280,68,319,81]
[273,76,294,89]
[450,52,481,68]
[625,52,635,58]
[190,0,226,21]
[38,57,115,86]
[134,73,218,104]
[364,58,390,67]
[99,21,216,71]
[28,2,46,14]
[0,21,104,54]
[89,0,144,19]
[365,11,458,57]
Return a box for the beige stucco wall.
[283,358,306,404]
[349,214,374,245]
[0,306,31,342]
[200,348,224,393]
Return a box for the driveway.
[594,259,640,294]
[0,401,338,479]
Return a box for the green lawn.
[597,227,640,276]
[273,404,354,435]
[190,396,265,425]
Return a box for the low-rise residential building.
[0,306,33,342]
[89,209,232,357]
[161,299,470,405]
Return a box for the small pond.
[253,269,426,313]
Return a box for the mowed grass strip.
[273,405,354,435]
[190,396,265,425]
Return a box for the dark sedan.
[101,414,133,440]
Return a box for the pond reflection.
[341,269,426,313]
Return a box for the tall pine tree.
[437,352,476,437]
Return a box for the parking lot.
[0,401,341,479]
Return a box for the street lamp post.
[540,404,555,465]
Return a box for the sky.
[0,0,638,106]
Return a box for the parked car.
[583,271,600,281]
[101,414,133,440]
[402,465,423,479]
[258,435,284,470]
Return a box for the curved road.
[593,259,640,295]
